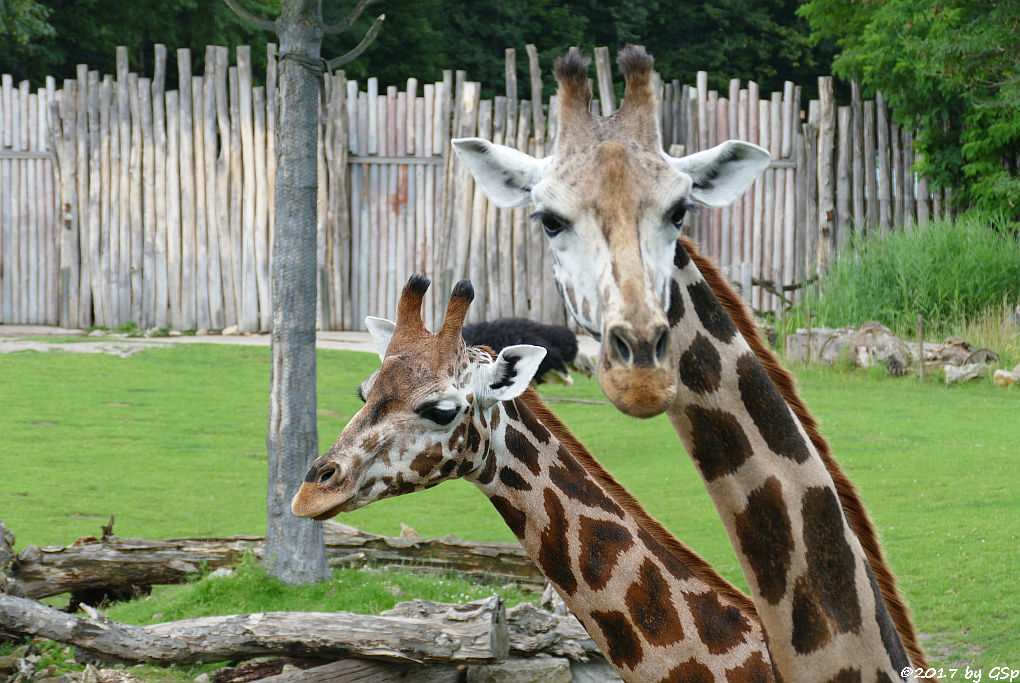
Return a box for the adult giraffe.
[453,46,926,681]
[293,275,776,682]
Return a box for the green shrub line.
[781,215,1020,352]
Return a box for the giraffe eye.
[668,202,688,230]
[531,211,569,238]
[419,404,458,426]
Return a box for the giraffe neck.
[468,389,774,683]
[664,240,911,681]
[683,237,928,672]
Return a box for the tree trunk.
[266,0,330,584]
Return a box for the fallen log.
[384,599,602,661]
[0,593,508,666]
[6,520,542,600]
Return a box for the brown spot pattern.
[733,477,793,605]
[455,458,474,477]
[499,466,532,491]
[490,495,527,538]
[801,486,862,634]
[465,422,482,453]
[666,279,684,327]
[360,433,380,452]
[876,671,896,683]
[684,405,753,482]
[590,609,643,670]
[504,424,542,475]
[687,280,738,343]
[792,573,832,654]
[518,402,552,445]
[736,353,810,463]
[475,442,496,485]
[685,590,753,655]
[662,659,714,683]
[577,516,634,591]
[439,458,458,478]
[674,240,691,269]
[549,445,625,518]
[409,446,442,477]
[626,558,684,646]
[724,652,774,683]
[823,668,862,683]
[537,488,577,596]
[678,333,723,394]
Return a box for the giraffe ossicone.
[292,275,777,682]
[453,45,927,682]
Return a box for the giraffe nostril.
[609,327,633,365]
[316,465,337,485]
[654,326,670,364]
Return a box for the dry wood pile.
[0,519,618,681]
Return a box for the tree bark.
[0,593,508,666]
[265,0,331,584]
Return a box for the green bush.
[793,216,1020,338]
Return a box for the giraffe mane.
[681,236,929,670]
[515,387,760,619]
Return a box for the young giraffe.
[292,275,776,682]
[453,47,926,681]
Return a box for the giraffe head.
[453,46,769,418]
[291,275,546,520]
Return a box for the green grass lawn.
[1,342,1016,669]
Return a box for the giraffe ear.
[666,140,771,208]
[365,316,396,361]
[475,344,547,408]
[452,138,553,208]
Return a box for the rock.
[569,657,624,682]
[943,363,987,385]
[0,519,14,592]
[193,675,210,683]
[87,329,107,337]
[399,523,419,538]
[221,325,239,336]
[466,656,572,683]
[196,327,209,336]
[207,567,235,579]
[993,369,1017,387]
[540,582,569,617]
[168,329,183,337]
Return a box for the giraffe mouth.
[598,353,677,418]
[291,481,357,520]
[312,501,351,521]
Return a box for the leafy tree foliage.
[800,0,1020,220]
[1,0,279,84]
[0,0,56,80]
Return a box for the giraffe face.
[453,137,768,419]
[291,319,546,521]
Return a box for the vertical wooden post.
[593,47,615,115]
[835,106,851,250]
[816,77,835,272]
[177,48,196,330]
[863,100,877,232]
[850,81,864,229]
[876,93,891,234]
[891,122,904,228]
[152,46,168,329]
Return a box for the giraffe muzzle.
[599,321,677,418]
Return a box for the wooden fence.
[0,44,952,332]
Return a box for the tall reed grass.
[786,216,1020,352]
